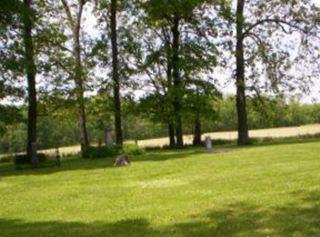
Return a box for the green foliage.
[123,144,146,155]
[213,95,320,132]
[14,153,47,165]
[82,144,145,159]
[0,105,23,134]
[82,145,122,159]
[0,0,318,155]
[0,155,12,163]
[1,95,320,154]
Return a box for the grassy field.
[0,140,320,236]
[138,123,320,148]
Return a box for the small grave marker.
[205,136,213,151]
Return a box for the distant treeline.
[1,95,319,154]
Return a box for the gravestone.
[105,125,113,146]
[205,136,213,151]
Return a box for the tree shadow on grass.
[0,190,319,237]
[0,137,318,177]
[172,189,320,237]
[0,150,199,177]
[0,218,158,237]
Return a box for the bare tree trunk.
[74,31,89,152]
[236,0,249,145]
[166,49,176,148]
[168,122,176,148]
[111,0,123,146]
[172,13,183,148]
[193,114,202,146]
[61,0,89,152]
[22,0,38,164]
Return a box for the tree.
[60,0,89,151]
[0,0,25,105]
[232,0,319,145]
[183,80,221,145]
[235,0,249,145]
[94,0,141,146]
[110,0,123,146]
[21,0,39,163]
[142,0,218,147]
[1,0,67,162]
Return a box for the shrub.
[82,145,122,159]
[123,144,145,155]
[82,144,145,159]
[0,155,12,163]
[14,153,47,165]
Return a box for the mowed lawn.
[0,141,320,237]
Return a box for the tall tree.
[171,13,184,147]
[94,0,140,146]
[1,0,66,161]
[232,0,319,145]
[235,0,249,145]
[136,24,177,147]
[139,0,220,147]
[143,0,209,147]
[60,0,89,151]
[110,0,123,146]
[22,0,38,163]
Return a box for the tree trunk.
[22,0,38,163]
[111,0,123,146]
[235,0,249,145]
[73,10,89,152]
[193,114,202,146]
[166,47,176,148]
[60,0,89,152]
[172,13,183,148]
[168,122,176,148]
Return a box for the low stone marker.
[205,136,213,151]
[114,155,130,167]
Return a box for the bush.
[0,155,12,163]
[82,144,145,159]
[123,144,145,155]
[82,145,122,159]
[14,153,47,165]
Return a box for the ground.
[0,140,320,237]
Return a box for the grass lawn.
[0,141,320,236]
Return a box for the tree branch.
[243,18,309,37]
[60,0,75,30]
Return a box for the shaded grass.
[0,141,320,236]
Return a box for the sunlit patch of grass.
[0,141,320,236]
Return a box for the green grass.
[0,141,320,237]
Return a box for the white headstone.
[205,136,212,151]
